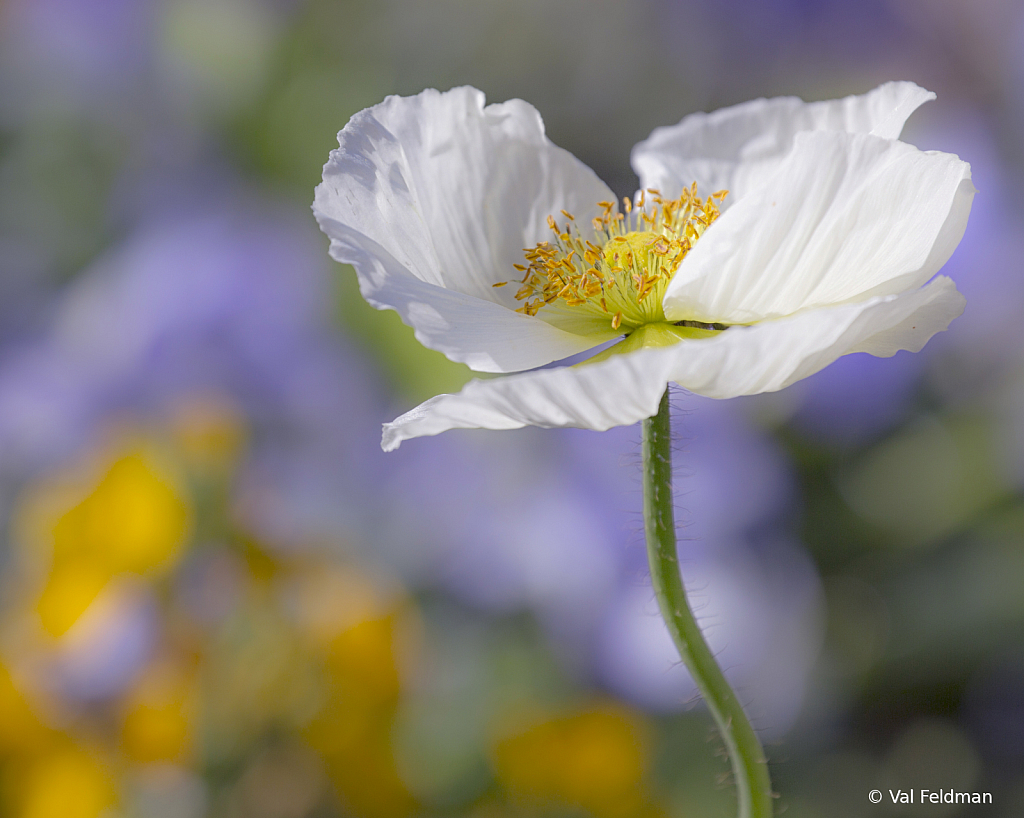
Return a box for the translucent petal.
[314,87,615,372]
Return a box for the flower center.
[496,185,727,334]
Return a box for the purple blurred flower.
[909,106,1024,369]
[375,388,820,727]
[594,533,822,737]
[373,429,626,630]
[576,398,821,732]
[654,0,911,95]
[37,577,160,703]
[0,0,158,109]
[0,201,390,546]
[788,351,924,447]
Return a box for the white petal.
[847,277,966,357]
[631,81,934,203]
[382,278,962,450]
[670,276,964,397]
[664,131,973,324]
[314,87,615,372]
[381,349,669,452]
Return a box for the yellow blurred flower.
[492,703,652,818]
[295,566,419,818]
[35,561,111,639]
[0,665,50,755]
[291,565,412,717]
[16,746,116,818]
[16,441,192,637]
[120,660,195,764]
[51,450,191,577]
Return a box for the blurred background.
[0,0,1022,816]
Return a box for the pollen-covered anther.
[500,185,726,330]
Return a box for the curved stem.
[642,389,774,818]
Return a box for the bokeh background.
[0,0,1022,816]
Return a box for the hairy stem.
[642,389,774,818]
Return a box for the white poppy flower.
[313,83,974,451]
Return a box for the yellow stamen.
[501,185,727,331]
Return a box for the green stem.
[642,389,774,818]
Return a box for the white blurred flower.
[313,83,974,450]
